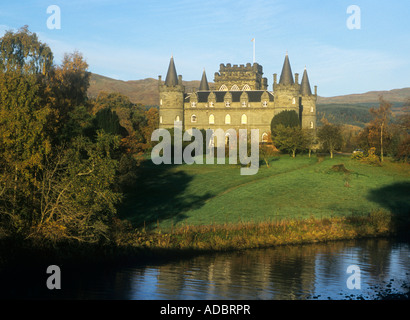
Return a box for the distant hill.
[88,73,410,108]
[318,87,410,104]
[88,73,207,106]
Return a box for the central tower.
[213,63,268,91]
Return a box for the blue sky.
[1,0,409,97]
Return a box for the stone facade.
[158,54,317,141]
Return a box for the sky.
[0,0,409,97]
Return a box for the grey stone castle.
[158,53,317,142]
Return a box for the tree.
[317,123,343,158]
[272,125,307,158]
[368,97,393,162]
[271,110,300,132]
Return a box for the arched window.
[225,114,231,124]
[219,84,228,91]
[231,85,240,91]
[242,84,251,91]
[209,114,215,124]
[159,116,163,124]
[310,121,314,129]
[262,132,269,143]
[310,106,314,113]
[191,115,197,123]
[241,114,247,124]
[292,97,296,104]
[175,115,180,122]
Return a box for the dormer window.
[242,101,247,108]
[225,101,231,108]
[262,101,268,107]
[209,102,214,108]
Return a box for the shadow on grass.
[367,181,410,237]
[118,159,212,230]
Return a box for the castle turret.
[273,53,300,117]
[279,53,294,85]
[199,69,210,91]
[299,67,317,131]
[159,56,185,129]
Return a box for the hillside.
[88,73,410,108]
[88,73,205,106]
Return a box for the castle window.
[159,116,163,124]
[175,115,180,122]
[241,114,247,124]
[160,99,163,106]
[310,106,314,113]
[262,101,268,107]
[209,114,215,124]
[209,102,214,108]
[242,84,251,91]
[191,102,196,108]
[292,98,296,104]
[310,121,314,129]
[225,101,231,108]
[231,85,240,91]
[191,115,197,123]
[219,84,228,91]
[242,101,247,108]
[225,114,231,125]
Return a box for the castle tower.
[273,53,301,116]
[214,63,268,91]
[158,56,185,128]
[300,67,317,131]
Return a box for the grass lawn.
[119,154,410,232]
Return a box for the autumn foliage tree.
[0,27,123,243]
[317,121,343,159]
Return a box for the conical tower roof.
[300,67,312,96]
[279,53,294,85]
[165,56,178,86]
[199,69,210,91]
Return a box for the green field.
[119,155,410,232]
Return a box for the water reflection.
[6,238,408,300]
[123,239,409,300]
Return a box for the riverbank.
[1,208,405,271]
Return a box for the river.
[11,237,408,300]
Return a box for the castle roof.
[279,53,294,85]
[199,69,210,91]
[300,67,312,96]
[165,56,178,86]
[186,90,274,103]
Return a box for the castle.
[158,53,317,142]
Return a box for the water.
[3,238,410,300]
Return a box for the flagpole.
[252,38,255,63]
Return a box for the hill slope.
[88,73,410,107]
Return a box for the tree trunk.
[292,149,296,158]
[330,150,334,159]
